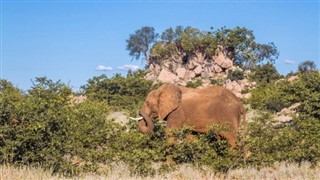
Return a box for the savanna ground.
[1,162,320,180]
[1,69,320,179]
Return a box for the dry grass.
[1,162,319,180]
[0,165,61,180]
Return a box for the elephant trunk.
[137,110,154,134]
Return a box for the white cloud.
[117,64,141,71]
[284,59,296,64]
[95,65,113,71]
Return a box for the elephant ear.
[157,83,182,120]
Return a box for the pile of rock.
[145,46,234,84]
[144,46,258,99]
[224,79,256,99]
[275,103,300,124]
[70,95,87,106]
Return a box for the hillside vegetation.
[0,70,319,178]
[0,25,319,178]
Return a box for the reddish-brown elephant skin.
[136,83,246,156]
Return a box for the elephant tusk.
[129,116,144,121]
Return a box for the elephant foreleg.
[165,129,176,164]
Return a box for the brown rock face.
[145,46,236,85]
[158,69,179,83]
[214,53,233,69]
[194,65,203,76]
[214,64,222,73]
[176,68,186,79]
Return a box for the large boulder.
[288,75,299,82]
[107,112,129,125]
[214,64,222,73]
[225,80,242,93]
[188,61,201,70]
[70,95,87,106]
[276,115,293,123]
[145,72,158,81]
[275,103,300,124]
[176,68,186,79]
[194,65,203,76]
[202,65,214,78]
[195,52,205,63]
[185,70,196,79]
[149,63,161,74]
[214,51,233,69]
[158,69,179,83]
[238,79,250,89]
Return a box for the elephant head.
[132,84,182,134]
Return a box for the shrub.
[0,70,319,177]
[150,42,178,61]
[0,78,120,175]
[0,78,72,168]
[227,69,244,81]
[265,98,286,113]
[247,71,320,166]
[249,71,320,114]
[0,80,24,127]
[298,60,317,73]
[210,78,224,86]
[186,79,203,88]
[82,70,156,113]
[247,112,320,167]
[249,63,282,84]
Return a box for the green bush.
[247,71,320,166]
[0,78,119,175]
[249,63,282,84]
[265,98,286,113]
[227,69,244,81]
[186,79,203,88]
[210,78,224,86]
[247,112,320,167]
[249,71,320,114]
[150,42,178,61]
[0,71,319,177]
[0,76,245,176]
[81,70,156,113]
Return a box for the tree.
[160,26,184,43]
[298,60,317,73]
[126,26,159,64]
[250,63,282,83]
[213,27,279,70]
[127,26,279,70]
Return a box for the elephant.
[131,83,246,159]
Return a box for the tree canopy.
[298,60,317,73]
[126,26,279,70]
[126,26,159,64]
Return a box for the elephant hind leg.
[220,132,238,149]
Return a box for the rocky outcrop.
[224,79,256,99]
[158,69,180,83]
[70,95,87,106]
[145,46,235,85]
[275,103,300,124]
[107,112,130,126]
[145,46,257,99]
[214,50,233,69]
[288,75,299,82]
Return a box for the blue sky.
[1,1,319,91]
